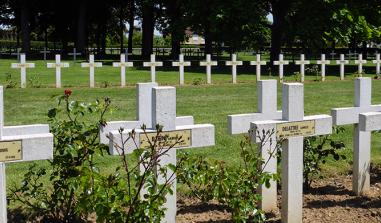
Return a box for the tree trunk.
[204,27,212,55]
[19,0,30,53]
[142,0,154,59]
[77,0,88,54]
[127,0,135,55]
[119,0,125,52]
[168,0,182,59]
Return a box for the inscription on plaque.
[276,120,315,138]
[140,130,191,149]
[0,140,22,162]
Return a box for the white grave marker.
[295,54,310,82]
[250,54,267,81]
[317,54,330,81]
[329,50,337,60]
[39,47,50,61]
[372,54,380,75]
[336,54,349,80]
[0,86,53,222]
[227,80,282,211]
[47,54,69,88]
[252,83,332,223]
[354,54,367,76]
[273,54,289,82]
[10,48,21,61]
[143,54,163,82]
[332,77,381,195]
[113,54,133,87]
[200,54,217,84]
[11,54,35,88]
[108,86,215,223]
[68,48,81,63]
[81,54,102,88]
[172,54,191,85]
[225,54,243,84]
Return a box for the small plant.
[353,70,366,77]
[192,77,203,85]
[28,75,42,88]
[306,65,320,82]
[293,71,301,82]
[101,80,111,88]
[5,73,17,88]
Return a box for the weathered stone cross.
[332,77,381,195]
[227,79,281,211]
[317,54,330,81]
[39,47,50,61]
[250,54,267,81]
[252,83,332,223]
[172,54,191,85]
[225,54,243,84]
[200,54,217,84]
[295,54,310,82]
[113,54,133,87]
[336,54,349,80]
[354,54,367,76]
[68,48,81,64]
[11,54,35,88]
[143,54,163,82]
[108,86,215,223]
[0,86,53,222]
[372,53,380,75]
[273,54,289,82]
[329,50,337,60]
[81,54,103,88]
[47,54,70,88]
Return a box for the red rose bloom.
[64,89,72,96]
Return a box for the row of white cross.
[10,53,381,88]
[1,77,381,222]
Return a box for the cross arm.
[227,112,282,134]
[250,61,267,65]
[359,112,381,131]
[112,62,133,67]
[172,61,191,66]
[332,105,381,125]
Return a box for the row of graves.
[1,75,381,222]
[8,52,381,88]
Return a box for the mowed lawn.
[0,57,381,193]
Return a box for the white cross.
[11,54,35,88]
[81,54,102,88]
[113,54,133,87]
[295,54,310,82]
[68,48,81,63]
[332,77,381,195]
[227,80,281,211]
[39,47,50,61]
[317,54,330,81]
[329,50,337,60]
[143,54,163,82]
[273,54,289,82]
[0,86,53,222]
[108,86,215,223]
[355,54,367,76]
[10,48,21,61]
[373,54,381,75]
[250,54,267,81]
[225,54,243,84]
[252,83,331,223]
[100,82,195,145]
[172,54,191,85]
[47,54,69,88]
[200,54,218,84]
[336,54,349,80]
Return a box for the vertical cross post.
[295,54,310,82]
[200,54,217,84]
[11,54,35,88]
[112,54,133,87]
[273,54,289,82]
[172,54,191,85]
[225,54,243,84]
[336,54,349,80]
[143,54,163,82]
[47,54,70,88]
[81,54,103,88]
[250,54,267,81]
[355,54,367,76]
[317,54,330,81]
[372,54,380,75]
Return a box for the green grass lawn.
[1,57,381,196]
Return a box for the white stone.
[336,54,349,80]
[252,83,332,223]
[108,86,214,223]
[11,54,35,88]
[273,54,289,82]
[0,86,53,223]
[200,54,217,84]
[113,54,133,87]
[250,54,267,81]
[68,48,81,62]
[295,54,310,82]
[47,54,69,88]
[81,54,102,88]
[355,54,367,76]
[317,54,330,81]
[143,54,163,82]
[172,54,191,85]
[225,54,243,84]
[372,54,380,75]
[227,79,281,211]
[331,77,381,195]
[39,47,50,61]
